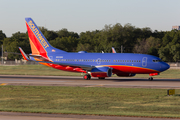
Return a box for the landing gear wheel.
[98,77,105,79]
[83,74,91,80]
[149,77,153,81]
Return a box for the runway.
[0,112,179,120]
[0,75,180,89]
[0,75,180,120]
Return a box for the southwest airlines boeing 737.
[19,18,170,80]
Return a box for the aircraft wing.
[34,60,94,71]
[52,61,95,71]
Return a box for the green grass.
[0,86,180,118]
[0,65,179,79]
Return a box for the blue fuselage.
[48,52,169,74]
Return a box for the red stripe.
[104,65,159,74]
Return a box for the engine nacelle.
[91,67,112,77]
[116,73,136,77]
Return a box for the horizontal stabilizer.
[19,47,30,61]
[29,54,51,62]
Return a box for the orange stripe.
[29,38,40,55]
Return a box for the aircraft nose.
[161,62,170,71]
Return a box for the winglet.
[112,47,116,53]
[19,47,30,61]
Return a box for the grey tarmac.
[0,75,180,89]
[0,112,179,120]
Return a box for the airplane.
[19,17,170,81]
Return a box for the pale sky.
[1,0,180,37]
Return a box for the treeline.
[0,23,180,62]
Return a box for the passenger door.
[142,57,147,67]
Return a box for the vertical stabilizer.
[25,18,66,58]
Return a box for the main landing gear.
[148,77,153,81]
[83,74,91,80]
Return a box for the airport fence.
[167,62,180,69]
[0,60,39,65]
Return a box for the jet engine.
[91,67,112,77]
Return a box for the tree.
[50,36,79,52]
[158,30,180,62]
[3,37,20,60]
[133,36,161,56]
[170,44,180,62]
[57,28,79,38]
[3,32,30,60]
[0,30,6,45]
[43,30,58,41]
[158,44,173,62]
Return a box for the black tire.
[87,74,91,80]
[148,77,153,81]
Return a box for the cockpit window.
[153,59,162,62]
